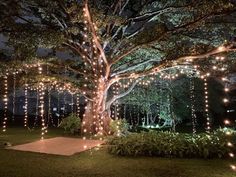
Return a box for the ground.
[0,127,235,177]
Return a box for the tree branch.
[112,58,159,76]
[84,1,111,78]
[110,44,236,83]
[106,78,142,111]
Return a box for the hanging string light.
[39,82,46,139]
[34,64,42,127]
[38,64,47,139]
[47,86,53,126]
[115,82,120,120]
[224,118,235,171]
[203,74,211,132]
[34,86,39,127]
[71,92,74,114]
[57,89,61,127]
[2,71,9,132]
[12,71,16,122]
[221,75,235,171]
[190,77,197,134]
[24,82,28,127]
[111,85,116,119]
[62,88,66,118]
[76,93,80,118]
[46,62,53,126]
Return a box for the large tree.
[0,0,236,134]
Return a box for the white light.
[218,46,225,51]
[227,142,233,147]
[223,98,229,103]
[230,165,236,170]
[224,119,230,125]
[224,88,229,92]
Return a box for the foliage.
[108,130,233,158]
[109,119,129,136]
[1,128,236,177]
[0,0,236,135]
[120,76,226,126]
[59,114,81,134]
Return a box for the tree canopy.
[0,0,236,134]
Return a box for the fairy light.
[71,93,74,114]
[226,126,235,168]
[111,85,116,119]
[82,96,88,138]
[224,119,230,125]
[38,64,47,139]
[218,46,225,52]
[48,86,53,126]
[204,76,211,132]
[24,82,28,127]
[220,72,236,171]
[12,71,16,122]
[34,86,39,127]
[62,88,66,118]
[2,71,9,132]
[39,82,46,139]
[230,165,236,171]
[190,77,197,134]
[76,93,80,118]
[38,64,42,74]
[57,90,60,126]
[115,82,120,120]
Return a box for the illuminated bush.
[109,119,129,136]
[108,130,233,158]
[59,114,81,134]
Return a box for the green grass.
[0,127,235,177]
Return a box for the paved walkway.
[8,137,104,156]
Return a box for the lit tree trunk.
[82,100,111,136]
[82,78,111,135]
[82,77,141,135]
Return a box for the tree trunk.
[82,80,112,135]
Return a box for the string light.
[57,89,60,127]
[62,88,66,118]
[190,77,197,134]
[24,82,28,127]
[203,76,211,132]
[76,93,80,118]
[71,92,74,114]
[2,71,9,132]
[12,71,16,122]
[34,86,39,127]
[48,86,53,126]
[224,118,235,170]
[38,64,47,139]
[221,74,235,171]
[39,82,46,139]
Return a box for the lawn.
[0,127,235,177]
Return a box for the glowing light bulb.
[223,98,229,103]
[230,165,236,170]
[227,142,233,147]
[224,88,229,92]
[218,46,225,51]
[224,119,230,125]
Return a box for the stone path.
[8,137,104,156]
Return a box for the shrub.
[59,114,81,134]
[107,130,233,158]
[109,119,129,136]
